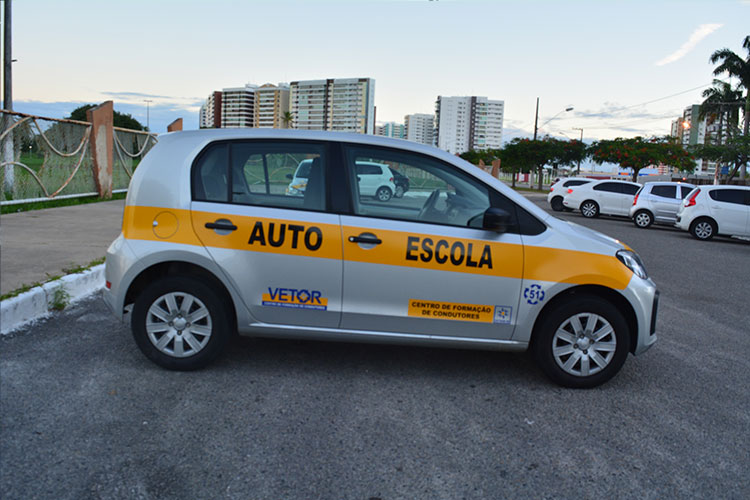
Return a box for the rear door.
[648,185,679,222]
[339,144,525,340]
[190,140,343,328]
[709,188,749,235]
[618,183,640,215]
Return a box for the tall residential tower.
[435,96,504,154]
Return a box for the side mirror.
[483,207,511,233]
[286,174,293,180]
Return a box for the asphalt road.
[2,196,748,499]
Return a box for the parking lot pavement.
[1,202,749,499]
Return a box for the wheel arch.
[530,285,638,354]
[124,261,238,333]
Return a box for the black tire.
[550,196,564,212]
[375,186,392,202]
[633,210,653,228]
[532,295,630,388]
[394,185,405,198]
[131,275,231,370]
[690,217,717,241]
[580,200,599,218]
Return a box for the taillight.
[632,193,639,206]
[550,186,554,192]
[567,188,573,194]
[105,281,112,289]
[390,177,394,182]
[686,189,700,207]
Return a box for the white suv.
[676,185,750,240]
[547,177,593,212]
[563,180,640,218]
[629,182,695,228]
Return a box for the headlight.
[616,250,648,280]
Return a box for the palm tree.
[709,35,750,178]
[699,79,743,146]
[282,111,294,129]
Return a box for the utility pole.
[3,0,14,193]
[533,97,539,141]
[573,127,584,174]
[144,99,152,130]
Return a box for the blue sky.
[7,0,750,140]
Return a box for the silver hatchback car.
[629,181,696,229]
[104,129,659,388]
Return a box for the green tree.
[699,79,743,144]
[709,35,750,178]
[67,104,147,131]
[690,135,750,180]
[500,138,554,189]
[590,136,695,182]
[282,111,294,129]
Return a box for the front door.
[189,140,343,328]
[339,144,524,340]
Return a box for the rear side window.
[192,141,327,212]
[563,180,589,187]
[650,185,676,198]
[709,189,746,206]
[680,186,694,199]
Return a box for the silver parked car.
[104,129,659,388]
[629,182,696,228]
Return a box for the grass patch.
[0,257,106,302]
[1,192,126,214]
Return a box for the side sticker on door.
[262,287,328,311]
[408,299,512,324]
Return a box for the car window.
[563,180,589,187]
[357,163,383,176]
[192,141,327,212]
[621,183,640,195]
[594,182,620,193]
[344,145,497,229]
[709,189,746,206]
[680,186,694,199]
[650,185,676,198]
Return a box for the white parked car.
[629,181,696,228]
[563,180,641,218]
[675,185,750,240]
[547,177,594,212]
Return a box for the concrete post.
[86,101,113,198]
[167,118,183,132]
[491,159,501,178]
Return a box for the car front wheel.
[633,210,653,228]
[376,186,393,202]
[580,200,599,218]
[690,217,716,241]
[532,295,630,388]
[131,276,231,370]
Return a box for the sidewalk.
[0,200,125,295]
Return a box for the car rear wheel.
[690,217,716,241]
[376,186,392,202]
[532,295,630,388]
[131,276,231,370]
[580,200,599,218]
[633,210,653,228]
[550,196,564,212]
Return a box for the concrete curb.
[0,264,105,335]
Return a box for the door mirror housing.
[483,207,511,233]
[286,174,293,180]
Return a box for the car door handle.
[348,234,382,245]
[205,220,237,231]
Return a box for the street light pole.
[144,99,153,130]
[573,127,584,174]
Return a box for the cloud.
[655,24,723,66]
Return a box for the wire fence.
[1,110,157,205]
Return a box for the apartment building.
[435,96,504,154]
[672,105,712,175]
[220,84,257,128]
[290,78,375,134]
[376,122,406,139]
[404,113,435,146]
[254,83,291,128]
[199,91,222,129]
